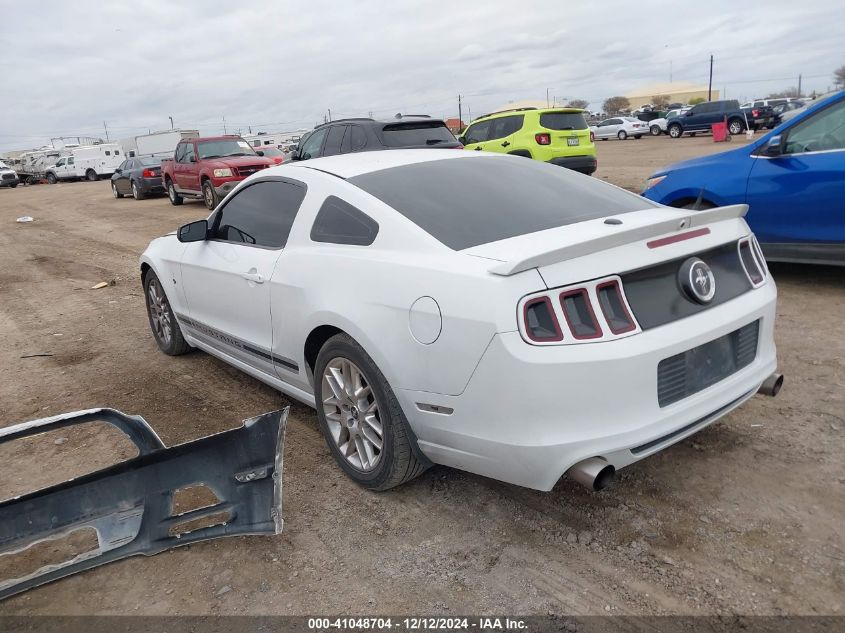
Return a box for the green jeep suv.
[459,107,597,174]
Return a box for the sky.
[1,0,842,152]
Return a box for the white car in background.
[591,116,649,140]
[649,108,690,136]
[140,150,781,492]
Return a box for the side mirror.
[256,150,264,156]
[763,135,783,157]
[114,168,122,174]
[189,155,196,163]
[685,110,694,116]
[178,219,209,243]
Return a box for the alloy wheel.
[112,182,119,198]
[147,278,172,346]
[321,357,383,472]
[132,183,139,199]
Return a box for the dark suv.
[292,117,462,161]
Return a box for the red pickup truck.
[161,135,275,209]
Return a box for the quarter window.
[213,180,306,248]
[488,115,524,140]
[311,196,379,246]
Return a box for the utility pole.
[103,121,109,142]
[546,88,550,107]
[798,73,803,96]
[223,116,227,134]
[168,116,174,129]
[458,94,462,127]
[708,54,714,101]
[670,60,673,82]
[327,109,332,122]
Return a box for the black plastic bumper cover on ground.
[0,407,287,601]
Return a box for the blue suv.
[643,91,845,266]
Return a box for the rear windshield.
[380,122,456,147]
[139,156,161,166]
[350,157,657,250]
[539,112,588,130]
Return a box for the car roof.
[279,148,476,179]
[314,117,447,130]
[473,107,584,122]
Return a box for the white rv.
[45,144,124,182]
[132,129,199,158]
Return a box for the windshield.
[350,157,657,250]
[197,139,257,159]
[380,122,456,147]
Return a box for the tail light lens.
[142,168,158,178]
[523,297,563,342]
[590,131,595,143]
[752,109,759,117]
[560,289,602,339]
[535,133,551,145]
[738,236,767,287]
[596,280,636,334]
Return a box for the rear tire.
[618,130,628,140]
[650,125,661,136]
[314,334,429,490]
[112,181,123,198]
[143,270,190,356]
[167,180,183,206]
[10,183,17,188]
[634,135,642,139]
[202,179,219,210]
[132,181,145,200]
[86,169,98,181]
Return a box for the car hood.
[650,145,752,178]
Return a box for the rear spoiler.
[488,204,748,276]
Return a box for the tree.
[688,97,706,105]
[566,98,590,109]
[767,87,802,98]
[603,96,630,115]
[834,65,845,89]
[651,94,670,109]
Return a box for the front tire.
[618,130,628,140]
[202,180,219,210]
[46,172,57,184]
[131,181,145,200]
[143,270,190,356]
[668,124,682,138]
[86,169,99,181]
[112,181,123,198]
[650,125,661,136]
[167,180,183,206]
[728,119,745,135]
[314,334,428,490]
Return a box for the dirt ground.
[1,136,843,616]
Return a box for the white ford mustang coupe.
[140,150,782,491]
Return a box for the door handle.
[501,141,510,147]
[474,147,482,151]
[241,271,265,284]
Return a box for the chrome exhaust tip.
[758,372,784,397]
[567,457,615,491]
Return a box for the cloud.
[1,0,840,151]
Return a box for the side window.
[55,158,65,167]
[117,160,127,171]
[341,125,367,152]
[67,157,74,165]
[300,128,327,159]
[104,150,111,156]
[174,143,186,163]
[311,195,379,246]
[488,116,523,140]
[253,140,261,147]
[114,149,120,155]
[322,125,347,157]
[214,180,306,248]
[783,99,845,154]
[183,143,195,163]
[464,120,491,144]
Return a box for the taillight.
[560,289,602,339]
[596,280,636,334]
[142,169,157,178]
[453,144,464,149]
[752,109,759,117]
[738,236,767,287]
[590,131,595,143]
[519,276,640,345]
[535,133,551,145]
[523,297,563,342]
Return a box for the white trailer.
[242,130,307,149]
[133,130,199,158]
[45,143,124,183]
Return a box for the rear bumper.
[398,282,778,491]
[0,175,19,187]
[139,177,164,193]
[547,155,597,174]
